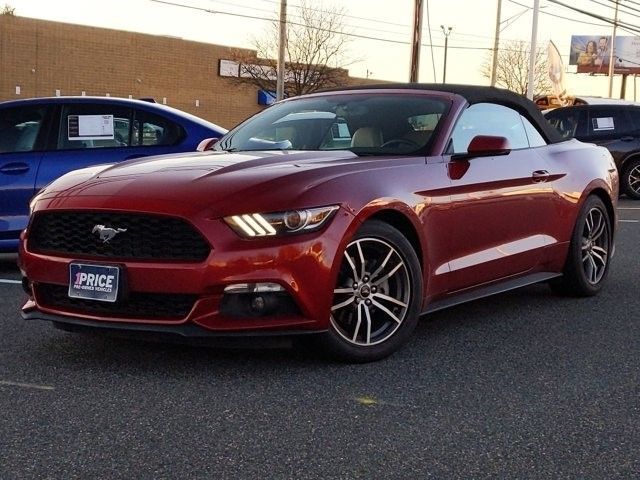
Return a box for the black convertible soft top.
[328,83,563,144]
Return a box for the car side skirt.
[423,271,562,315]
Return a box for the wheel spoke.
[356,241,366,281]
[590,213,605,241]
[583,253,593,279]
[371,298,402,324]
[345,252,359,282]
[372,261,403,286]
[592,245,608,256]
[589,256,599,283]
[369,247,394,281]
[331,296,355,312]
[363,304,372,345]
[591,250,605,267]
[373,292,408,308]
[333,287,353,294]
[585,211,594,232]
[352,304,363,342]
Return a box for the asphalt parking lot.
[0,199,638,479]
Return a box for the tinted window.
[0,106,47,153]
[586,107,633,139]
[450,103,529,153]
[131,109,182,146]
[58,104,132,150]
[545,108,587,139]
[627,107,640,131]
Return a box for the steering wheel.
[380,138,420,149]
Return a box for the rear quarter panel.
[541,139,618,265]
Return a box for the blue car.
[0,96,226,252]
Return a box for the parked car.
[0,96,227,252]
[545,103,640,198]
[20,85,618,362]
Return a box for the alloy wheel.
[628,163,640,196]
[581,206,610,285]
[330,237,411,346]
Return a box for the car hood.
[38,149,416,216]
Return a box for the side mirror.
[452,135,511,160]
[196,137,220,152]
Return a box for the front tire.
[550,195,612,297]
[621,158,640,199]
[318,220,423,363]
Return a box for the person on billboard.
[595,37,609,68]
[577,40,597,66]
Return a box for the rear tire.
[550,195,612,297]
[316,220,423,363]
[621,158,640,199]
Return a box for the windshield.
[215,93,449,156]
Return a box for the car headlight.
[224,205,339,238]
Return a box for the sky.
[7,0,639,99]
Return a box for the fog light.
[220,285,301,318]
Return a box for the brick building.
[0,15,370,129]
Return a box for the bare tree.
[1,3,15,15]
[230,0,353,98]
[481,40,551,96]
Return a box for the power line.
[588,0,640,18]
[151,0,502,51]
[546,0,640,35]
[152,0,617,60]
[508,0,610,27]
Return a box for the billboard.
[570,35,640,74]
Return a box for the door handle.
[532,170,550,182]
[0,162,29,174]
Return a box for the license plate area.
[68,263,120,303]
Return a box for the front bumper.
[20,205,356,335]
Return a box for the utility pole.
[608,0,619,98]
[490,0,502,87]
[526,0,540,100]
[409,0,423,82]
[276,0,287,101]
[441,25,452,84]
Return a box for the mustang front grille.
[35,283,197,320]
[28,211,210,262]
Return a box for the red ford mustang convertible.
[19,85,618,362]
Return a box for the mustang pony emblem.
[92,224,127,243]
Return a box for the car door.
[582,106,639,158]
[0,104,51,248]
[35,102,185,191]
[441,103,558,291]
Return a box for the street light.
[440,25,453,84]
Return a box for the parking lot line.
[0,380,55,391]
[620,220,639,223]
[0,279,21,285]
[618,207,640,210]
